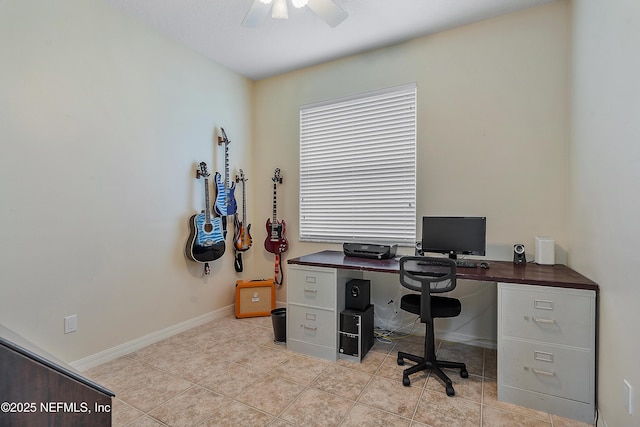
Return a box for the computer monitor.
[421,216,486,259]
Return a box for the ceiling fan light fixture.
[272,0,288,19]
[242,0,349,28]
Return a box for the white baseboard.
[71,305,234,372]
[371,309,497,350]
[597,411,607,427]
[435,330,497,350]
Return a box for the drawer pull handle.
[531,368,556,377]
[534,299,554,310]
[302,325,317,331]
[532,317,556,324]
[534,351,554,362]
[304,288,318,294]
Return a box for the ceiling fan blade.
[307,0,348,27]
[242,0,272,28]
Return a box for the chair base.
[397,351,468,396]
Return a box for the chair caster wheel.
[402,376,411,387]
[446,385,455,396]
[397,358,405,366]
[461,368,469,378]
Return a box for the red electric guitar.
[264,168,288,284]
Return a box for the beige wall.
[4,1,634,424]
[0,0,584,384]
[0,0,255,362]
[254,1,570,343]
[570,1,640,426]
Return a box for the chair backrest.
[399,256,457,294]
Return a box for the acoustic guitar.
[186,162,226,264]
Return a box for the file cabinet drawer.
[288,266,336,309]
[287,305,335,348]
[501,338,592,403]
[499,284,595,348]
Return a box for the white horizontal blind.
[299,84,416,245]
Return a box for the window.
[299,84,417,245]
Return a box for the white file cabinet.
[497,282,596,423]
[287,264,361,361]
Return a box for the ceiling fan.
[242,0,349,28]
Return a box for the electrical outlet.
[64,315,78,334]
[624,379,633,414]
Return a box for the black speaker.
[345,279,370,311]
[513,244,526,265]
[415,241,423,256]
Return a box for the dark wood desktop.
[0,324,114,427]
[287,250,598,291]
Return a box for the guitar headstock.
[236,169,246,183]
[196,162,210,179]
[272,168,283,184]
[217,127,230,146]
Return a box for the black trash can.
[271,308,286,344]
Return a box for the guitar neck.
[203,177,211,224]
[272,182,278,229]
[224,143,230,195]
[242,179,247,224]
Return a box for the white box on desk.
[535,236,555,265]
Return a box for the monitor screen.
[421,216,486,259]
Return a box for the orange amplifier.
[235,279,276,318]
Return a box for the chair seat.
[400,293,461,318]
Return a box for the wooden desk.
[287,250,598,290]
[287,250,597,423]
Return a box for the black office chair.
[397,256,468,396]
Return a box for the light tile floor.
[85,315,594,427]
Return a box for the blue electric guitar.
[214,127,237,218]
[186,162,226,264]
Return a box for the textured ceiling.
[102,0,557,80]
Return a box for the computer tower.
[339,305,374,362]
[345,279,371,311]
